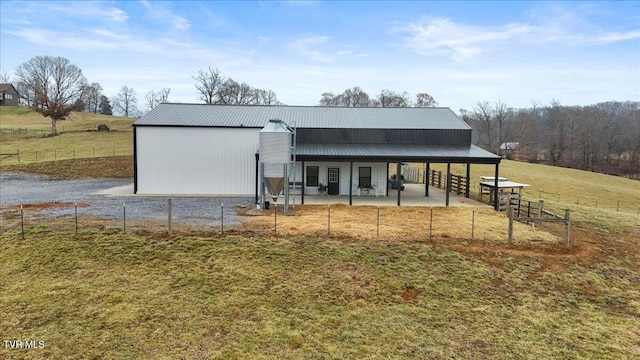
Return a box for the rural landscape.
[1,1,639,358]
[1,105,639,359]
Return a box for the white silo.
[259,119,293,208]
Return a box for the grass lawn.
[0,106,134,166]
[2,108,639,359]
[0,106,133,132]
[1,230,639,359]
[426,161,640,231]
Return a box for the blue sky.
[1,0,638,113]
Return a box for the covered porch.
[257,143,503,210]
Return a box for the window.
[359,167,372,188]
[4,94,12,100]
[306,166,319,187]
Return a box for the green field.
[0,106,134,165]
[1,107,639,359]
[1,230,638,359]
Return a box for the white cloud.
[392,17,534,61]
[393,12,640,61]
[289,35,351,63]
[37,2,128,23]
[141,1,191,31]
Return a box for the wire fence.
[1,200,564,244]
[0,145,132,164]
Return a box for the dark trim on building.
[133,126,138,194]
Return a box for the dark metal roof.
[133,103,471,130]
[295,143,501,164]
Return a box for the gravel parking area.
[0,172,254,226]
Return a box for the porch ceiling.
[295,143,501,164]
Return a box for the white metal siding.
[136,127,259,195]
[300,161,387,195]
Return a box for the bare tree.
[319,92,341,106]
[218,79,254,105]
[546,100,569,166]
[146,88,171,110]
[319,87,371,107]
[15,55,86,134]
[493,100,511,154]
[343,87,370,107]
[374,89,410,107]
[0,68,10,83]
[79,82,103,114]
[112,86,138,118]
[254,89,281,105]
[415,93,438,107]
[471,101,495,152]
[193,67,223,104]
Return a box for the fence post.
[73,147,76,158]
[327,205,331,236]
[55,148,57,160]
[595,198,598,208]
[35,150,38,162]
[20,205,25,240]
[471,210,475,240]
[93,147,95,157]
[113,145,116,156]
[123,202,126,234]
[538,200,544,230]
[74,202,78,236]
[274,202,277,237]
[564,209,571,245]
[17,149,20,163]
[429,207,433,241]
[376,207,380,239]
[221,203,224,235]
[508,206,514,243]
[167,198,172,234]
[616,200,620,212]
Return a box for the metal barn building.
[133,104,502,208]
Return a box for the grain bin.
[259,119,293,204]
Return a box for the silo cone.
[259,119,293,213]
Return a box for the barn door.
[327,168,340,195]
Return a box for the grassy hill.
[1,107,639,359]
[0,106,134,172]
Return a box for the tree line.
[9,56,172,133]
[461,100,640,178]
[319,87,437,108]
[6,55,639,180]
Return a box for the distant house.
[499,142,519,159]
[0,84,19,106]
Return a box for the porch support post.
[301,161,305,205]
[254,153,259,204]
[386,162,389,197]
[396,161,402,206]
[465,162,471,198]
[494,163,500,211]
[349,161,353,206]
[445,163,451,206]
[425,162,430,197]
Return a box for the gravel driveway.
[0,172,254,226]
